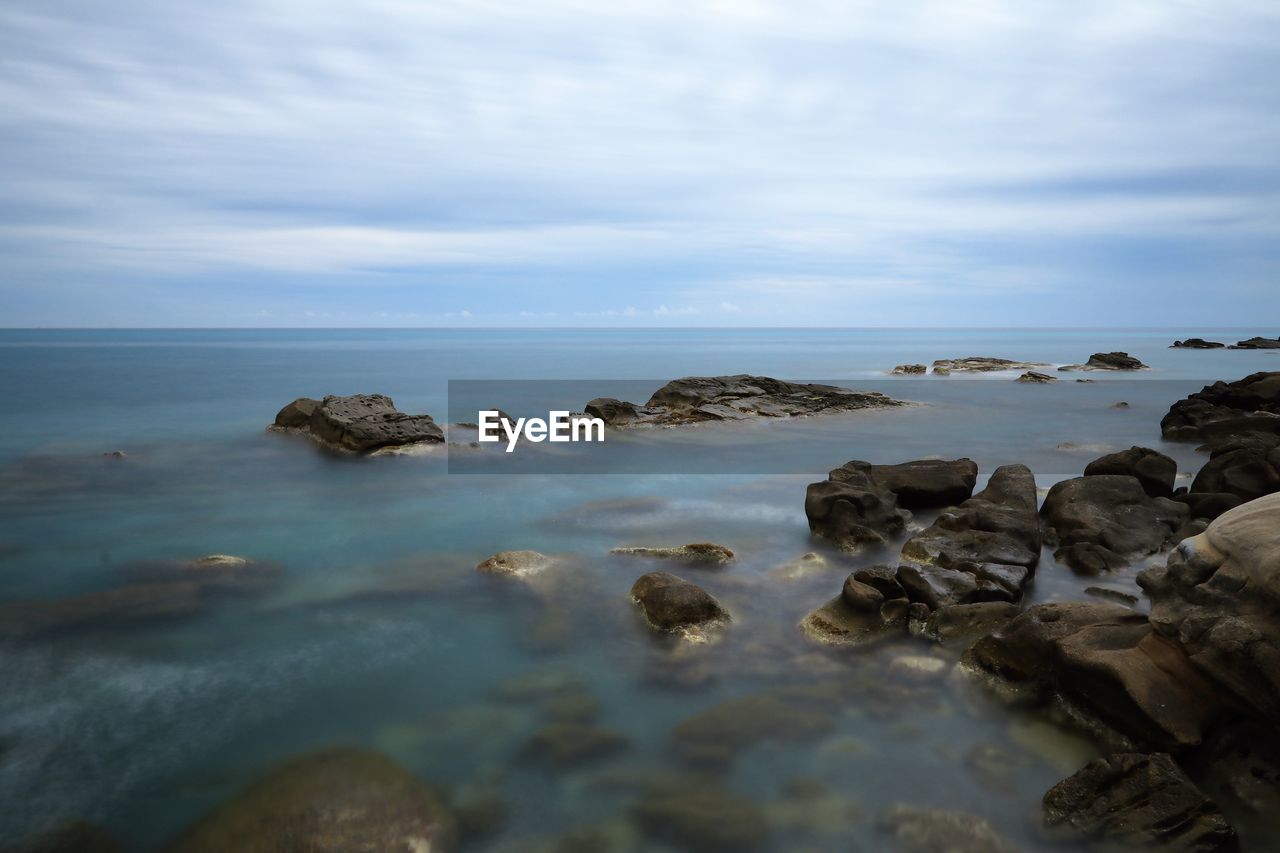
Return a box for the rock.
[891,364,927,375]
[631,775,770,851]
[1173,338,1227,349]
[1084,446,1178,499]
[853,565,907,599]
[1160,372,1280,441]
[1042,753,1236,851]
[522,722,629,768]
[898,464,1041,606]
[1139,494,1280,731]
[1016,371,1057,383]
[829,458,979,510]
[169,748,456,853]
[800,595,908,646]
[1188,440,1280,506]
[1084,586,1139,606]
[888,655,948,683]
[476,550,555,578]
[270,394,444,453]
[630,572,729,633]
[932,365,951,375]
[1059,351,1150,371]
[1229,336,1280,349]
[6,821,123,853]
[768,552,829,582]
[609,543,734,566]
[103,450,127,460]
[841,575,886,611]
[584,375,903,428]
[1041,475,1188,573]
[930,356,1047,373]
[1194,720,1280,816]
[963,602,1227,750]
[1113,401,1130,409]
[921,601,1021,644]
[0,582,208,640]
[669,693,834,768]
[876,804,1019,853]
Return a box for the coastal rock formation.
[584,375,903,427]
[897,464,1042,606]
[1188,434,1280,508]
[271,394,444,452]
[829,458,978,509]
[891,363,927,375]
[1084,446,1177,498]
[1041,475,1188,574]
[1139,494,1280,731]
[1059,351,1149,371]
[610,543,735,566]
[930,356,1046,373]
[1229,336,1280,349]
[476,550,555,578]
[1160,372,1280,441]
[1016,371,1057,383]
[630,572,729,633]
[169,748,456,853]
[1042,753,1236,851]
[963,602,1226,751]
[631,775,770,851]
[1172,338,1225,349]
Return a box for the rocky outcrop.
[1172,338,1226,349]
[1188,434,1280,507]
[1229,336,1280,349]
[897,464,1041,606]
[271,394,444,453]
[1016,371,1057,383]
[630,572,729,633]
[1059,351,1149,371]
[169,748,456,853]
[1042,753,1236,851]
[1084,446,1177,498]
[1160,372,1280,441]
[1139,494,1280,732]
[891,364,927,375]
[963,602,1227,751]
[1041,475,1188,574]
[829,458,978,509]
[930,356,1046,373]
[610,543,734,566]
[584,375,903,427]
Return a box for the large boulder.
[1059,352,1149,371]
[1042,753,1236,851]
[963,602,1227,751]
[1041,475,1188,574]
[828,458,978,510]
[630,572,730,633]
[805,468,907,551]
[1172,338,1226,349]
[168,748,456,853]
[1084,446,1177,499]
[1139,494,1280,732]
[1188,436,1280,506]
[1160,372,1280,441]
[271,394,444,452]
[897,464,1042,606]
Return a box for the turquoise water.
[0,328,1276,850]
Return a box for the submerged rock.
[631,775,770,851]
[1084,446,1178,498]
[609,543,734,566]
[1229,336,1280,349]
[522,722,629,768]
[630,572,729,633]
[1160,372,1280,442]
[1059,351,1150,371]
[1041,475,1188,573]
[1016,371,1057,383]
[169,748,456,853]
[669,692,835,768]
[0,582,207,640]
[1172,338,1226,349]
[1042,753,1236,851]
[7,821,123,853]
[475,550,555,578]
[891,364,927,375]
[876,804,1019,853]
[963,602,1226,751]
[584,375,903,428]
[800,595,909,646]
[921,601,1021,644]
[270,393,444,453]
[930,356,1047,373]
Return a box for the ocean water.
[0,328,1277,851]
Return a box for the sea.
[0,327,1276,851]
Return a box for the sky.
[1,0,1278,327]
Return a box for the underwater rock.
[964,602,1226,751]
[669,692,835,768]
[930,356,1047,372]
[475,550,555,578]
[1016,371,1057,383]
[1041,475,1188,573]
[1042,753,1236,851]
[768,551,830,582]
[1084,446,1178,499]
[921,601,1021,644]
[522,722,629,768]
[1172,338,1226,349]
[1059,351,1150,371]
[583,375,903,427]
[876,804,1020,853]
[631,775,770,851]
[887,654,949,683]
[1160,372,1280,442]
[610,543,734,566]
[6,820,123,853]
[629,572,729,633]
[800,595,909,646]
[270,393,444,453]
[0,581,208,640]
[168,748,456,853]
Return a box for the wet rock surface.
[476,550,555,578]
[271,393,444,452]
[1042,753,1236,851]
[1084,445,1177,498]
[584,375,903,427]
[1016,370,1057,383]
[1229,336,1280,349]
[629,571,729,633]
[609,542,734,566]
[1173,338,1227,349]
[1041,475,1188,573]
[1059,351,1150,371]
[1160,372,1280,442]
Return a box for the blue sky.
[1,0,1278,327]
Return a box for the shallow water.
[0,328,1276,850]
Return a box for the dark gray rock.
[1059,351,1150,371]
[1085,446,1178,498]
[1172,338,1226,349]
[630,572,729,633]
[841,575,886,611]
[1229,336,1280,349]
[930,356,1046,372]
[1017,371,1057,383]
[583,397,639,424]
[1041,475,1188,573]
[828,458,979,509]
[1161,372,1280,442]
[1189,441,1280,506]
[271,394,444,453]
[1042,753,1236,851]
[922,601,1021,644]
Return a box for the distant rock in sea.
[1229,336,1280,349]
[930,356,1046,373]
[1058,352,1149,371]
[1171,338,1225,349]
[270,394,444,453]
[1016,371,1057,383]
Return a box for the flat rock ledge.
[584,375,903,427]
[271,394,444,453]
[610,543,734,566]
